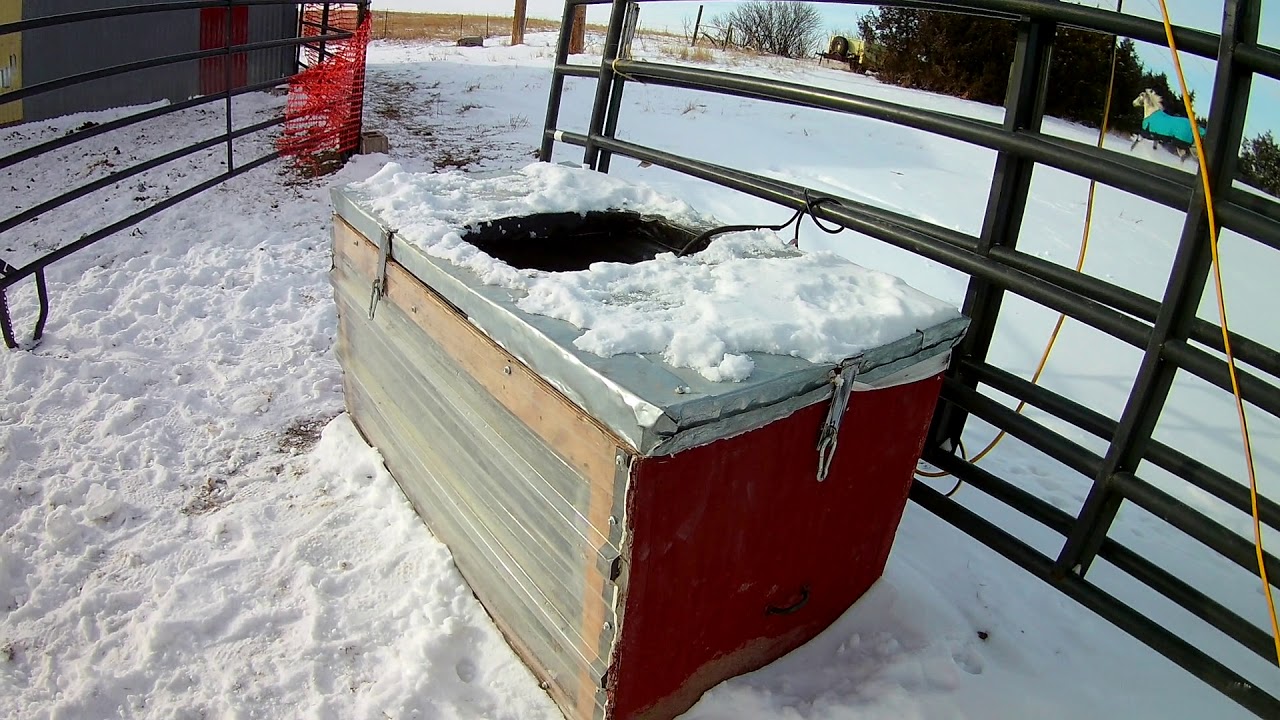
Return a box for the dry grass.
[369,11,604,42]
[663,45,716,63]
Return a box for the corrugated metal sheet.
[20,0,298,122]
[246,3,298,87]
[0,0,21,124]
[332,222,623,720]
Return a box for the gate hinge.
[368,227,395,319]
[817,362,858,482]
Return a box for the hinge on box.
[816,362,858,482]
[368,227,395,319]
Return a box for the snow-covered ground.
[1,29,1276,719]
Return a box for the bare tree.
[715,2,824,58]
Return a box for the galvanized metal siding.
[245,4,297,87]
[331,224,622,720]
[20,1,296,122]
[22,0,200,121]
[0,0,21,124]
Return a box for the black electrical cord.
[674,190,847,257]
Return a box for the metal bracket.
[368,227,395,319]
[816,362,858,482]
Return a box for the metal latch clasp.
[368,227,395,319]
[817,363,857,482]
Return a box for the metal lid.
[334,186,967,455]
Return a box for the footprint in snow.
[455,657,477,684]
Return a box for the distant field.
[368,10,606,42]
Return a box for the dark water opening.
[461,211,704,272]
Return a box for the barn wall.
[18,0,298,122]
[0,0,21,124]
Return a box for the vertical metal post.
[691,4,703,46]
[32,269,48,345]
[224,0,234,172]
[928,17,1055,452]
[1055,0,1261,577]
[583,0,631,170]
[347,1,371,158]
[597,2,639,173]
[319,2,332,63]
[296,4,307,70]
[0,278,15,349]
[538,1,581,162]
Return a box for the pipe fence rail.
[0,0,370,348]
[541,1,1280,715]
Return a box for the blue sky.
[384,0,1279,137]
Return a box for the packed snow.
[351,162,961,381]
[349,159,710,287]
[1,25,1277,720]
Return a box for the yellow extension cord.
[915,19,1120,487]
[1154,0,1280,667]
[916,1,1280,665]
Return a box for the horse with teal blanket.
[1136,88,1203,159]
[1130,89,1206,160]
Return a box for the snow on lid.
[347,162,962,382]
[350,161,712,285]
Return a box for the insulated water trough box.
[330,165,968,720]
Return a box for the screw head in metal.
[503,365,512,375]
[608,515,618,526]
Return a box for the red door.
[199,7,249,95]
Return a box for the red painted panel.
[198,7,249,96]
[607,374,945,720]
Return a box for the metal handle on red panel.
[817,364,857,482]
[766,585,810,616]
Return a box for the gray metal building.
[6,0,298,123]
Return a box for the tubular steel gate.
[0,0,370,348]
[540,0,1280,715]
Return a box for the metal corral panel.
[18,0,297,122]
[331,181,967,720]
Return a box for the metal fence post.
[927,16,1056,453]
[224,0,235,172]
[318,2,331,63]
[583,0,630,170]
[1055,0,1262,578]
[597,2,640,173]
[538,1,582,162]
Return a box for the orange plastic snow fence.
[278,8,371,171]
